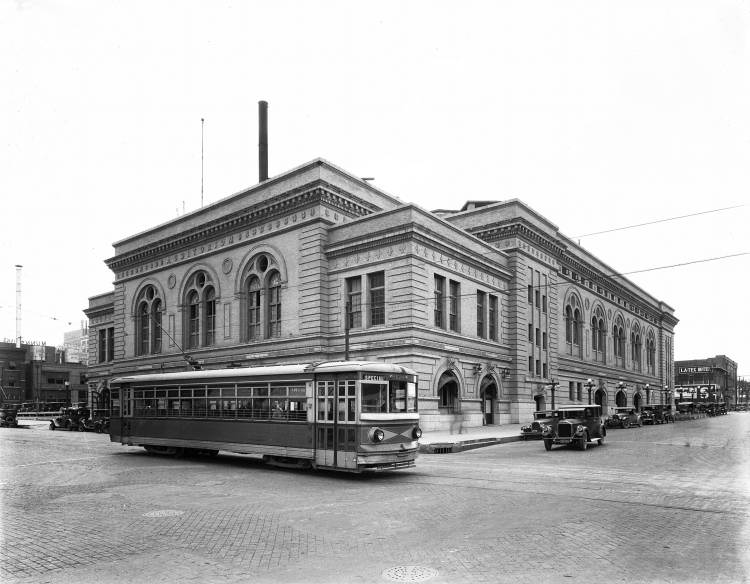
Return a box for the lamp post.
[546,379,559,410]
[585,378,595,405]
[644,383,650,405]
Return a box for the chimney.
[258,100,268,182]
[15,265,22,348]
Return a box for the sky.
[1,0,748,373]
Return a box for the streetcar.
[109,361,420,472]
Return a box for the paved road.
[1,414,748,584]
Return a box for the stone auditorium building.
[85,158,678,430]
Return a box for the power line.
[571,204,744,239]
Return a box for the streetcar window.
[362,382,387,412]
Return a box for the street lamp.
[585,378,595,404]
[545,379,559,410]
[645,383,650,405]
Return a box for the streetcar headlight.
[370,428,385,443]
[413,426,422,439]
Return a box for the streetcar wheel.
[543,439,552,451]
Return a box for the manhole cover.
[382,566,438,582]
[142,509,184,518]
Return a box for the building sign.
[678,367,712,374]
[675,384,718,399]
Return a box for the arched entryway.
[534,394,546,411]
[633,392,642,411]
[480,376,498,425]
[615,390,627,407]
[594,388,607,408]
[437,371,460,414]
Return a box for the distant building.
[63,323,89,365]
[0,341,87,406]
[675,355,738,405]
[85,158,678,430]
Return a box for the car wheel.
[623,419,630,429]
[49,422,55,431]
[544,439,553,451]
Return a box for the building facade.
[674,355,738,406]
[63,323,89,365]
[85,159,677,430]
[0,341,87,407]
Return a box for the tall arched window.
[183,270,217,350]
[204,287,216,346]
[613,316,625,367]
[564,295,582,355]
[646,332,656,374]
[187,290,200,349]
[246,276,261,341]
[591,306,606,363]
[135,284,162,356]
[631,326,642,372]
[267,271,281,338]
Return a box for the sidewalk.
[419,423,523,454]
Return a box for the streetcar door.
[314,377,357,469]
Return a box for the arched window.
[187,290,200,349]
[267,271,281,338]
[135,284,162,356]
[631,325,642,371]
[564,295,582,355]
[204,286,216,346]
[591,307,606,363]
[646,332,656,374]
[246,276,261,341]
[437,371,459,412]
[184,270,217,350]
[613,316,625,367]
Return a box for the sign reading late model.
[679,366,712,374]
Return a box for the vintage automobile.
[0,405,19,428]
[520,410,557,440]
[640,407,656,425]
[605,407,642,429]
[541,405,606,451]
[651,405,674,424]
[49,406,90,431]
[716,402,727,415]
[80,409,110,433]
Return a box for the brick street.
[1,414,748,584]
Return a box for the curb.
[419,434,522,454]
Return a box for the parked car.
[640,407,656,425]
[520,410,557,440]
[0,405,19,428]
[541,405,606,451]
[652,405,674,424]
[49,406,90,431]
[605,407,642,429]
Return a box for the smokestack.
[15,265,22,348]
[258,100,268,182]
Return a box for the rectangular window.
[449,280,460,332]
[528,356,534,374]
[98,329,106,363]
[527,285,533,304]
[569,381,575,400]
[107,327,114,362]
[346,276,362,328]
[488,295,498,341]
[543,331,547,350]
[205,300,216,346]
[535,289,540,308]
[189,302,199,349]
[368,271,385,326]
[542,295,547,313]
[528,323,533,341]
[542,362,548,378]
[577,382,583,401]
[535,359,541,376]
[434,275,446,329]
[535,328,541,347]
[477,291,486,338]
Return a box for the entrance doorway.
[616,390,627,407]
[633,392,642,411]
[480,377,498,425]
[594,388,607,409]
[534,394,546,411]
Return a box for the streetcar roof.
[110,361,417,384]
